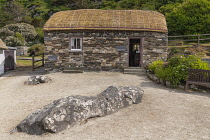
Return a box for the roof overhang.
[44,9,168,33]
[0,39,8,50]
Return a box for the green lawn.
[16,56,42,59]
[16,56,43,67]
[17,59,32,66]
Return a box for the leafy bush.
[164,65,189,88]
[4,36,19,47]
[155,66,169,81]
[14,32,26,45]
[28,43,44,56]
[35,27,44,43]
[3,32,26,47]
[148,60,164,74]
[0,23,37,46]
[151,55,210,88]
[185,55,209,70]
[168,47,185,59]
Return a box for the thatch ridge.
[0,39,7,50]
[44,9,167,33]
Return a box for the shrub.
[14,32,26,45]
[152,55,210,88]
[155,66,168,81]
[186,55,209,70]
[0,23,37,46]
[168,47,185,59]
[28,43,44,56]
[4,36,18,47]
[35,27,44,43]
[165,65,189,88]
[148,60,164,74]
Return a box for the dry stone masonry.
[44,30,168,72]
[12,86,143,135]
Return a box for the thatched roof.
[44,9,167,33]
[0,39,7,50]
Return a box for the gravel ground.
[0,70,210,140]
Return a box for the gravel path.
[0,71,210,140]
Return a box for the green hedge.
[148,55,210,88]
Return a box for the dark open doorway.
[129,39,142,67]
[4,50,15,71]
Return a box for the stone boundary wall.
[16,46,28,56]
[44,30,168,72]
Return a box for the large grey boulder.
[12,86,143,135]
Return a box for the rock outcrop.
[13,86,143,135]
[24,75,51,85]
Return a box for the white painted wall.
[0,50,5,75]
[14,50,17,65]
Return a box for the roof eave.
[43,27,168,33]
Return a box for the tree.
[158,3,181,15]
[166,0,210,35]
[3,0,29,23]
[0,6,12,27]
[0,23,38,46]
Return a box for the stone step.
[63,67,84,73]
[123,73,146,76]
[124,67,143,69]
[123,67,146,75]
[124,69,145,72]
[123,71,146,74]
[63,70,83,73]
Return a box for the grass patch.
[168,43,210,48]
[16,56,42,59]
[17,60,32,66]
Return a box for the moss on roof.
[44,9,167,33]
[0,39,7,50]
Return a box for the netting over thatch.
[44,9,167,33]
[0,39,7,50]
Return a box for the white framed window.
[69,37,82,51]
[0,50,3,54]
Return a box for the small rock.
[160,79,165,85]
[178,85,185,89]
[152,75,157,81]
[156,79,161,84]
[24,76,51,85]
[190,84,197,89]
[166,81,170,87]
[202,90,207,93]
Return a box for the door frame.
[128,37,144,67]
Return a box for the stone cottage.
[44,9,168,71]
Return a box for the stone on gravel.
[24,76,51,85]
[13,86,143,135]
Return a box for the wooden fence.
[32,53,44,71]
[168,33,210,47]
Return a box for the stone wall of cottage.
[44,30,168,71]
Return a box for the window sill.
[69,50,82,52]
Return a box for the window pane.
[70,37,82,50]
[77,38,80,49]
[74,38,77,48]
[71,38,74,49]
[77,39,80,46]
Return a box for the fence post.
[42,53,44,67]
[32,55,35,71]
[197,34,200,47]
